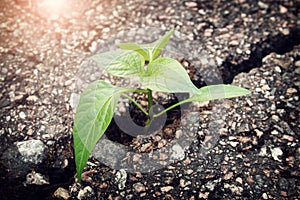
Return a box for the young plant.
[73,28,250,181]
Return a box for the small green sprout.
[73,28,250,181]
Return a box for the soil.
[0,0,299,199]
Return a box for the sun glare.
[37,0,71,19]
[43,0,65,9]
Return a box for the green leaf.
[117,43,150,61]
[73,80,129,181]
[140,57,198,93]
[90,50,145,77]
[150,28,174,60]
[186,84,251,102]
[118,28,174,62]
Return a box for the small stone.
[89,41,98,52]
[262,192,268,199]
[17,140,48,164]
[274,66,282,73]
[115,169,127,190]
[64,79,73,86]
[77,186,94,200]
[19,111,26,119]
[286,88,297,95]
[171,144,185,160]
[199,192,209,199]
[294,60,300,67]
[1,67,8,74]
[204,28,213,37]
[281,28,289,35]
[271,147,283,161]
[282,135,294,142]
[175,129,183,139]
[179,179,186,187]
[254,129,264,138]
[236,177,243,184]
[25,171,49,185]
[261,84,270,91]
[280,191,287,197]
[141,143,152,152]
[205,181,217,191]
[26,95,38,102]
[229,141,239,147]
[215,56,223,66]
[229,40,239,46]
[184,2,197,8]
[54,187,70,200]
[224,172,234,180]
[186,169,193,175]
[271,130,279,135]
[160,186,173,192]
[279,5,288,13]
[99,182,108,189]
[27,128,33,136]
[133,182,146,193]
[259,146,268,157]
[271,115,280,122]
[236,48,243,54]
[258,1,268,9]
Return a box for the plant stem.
[153,99,189,118]
[133,89,149,93]
[121,94,149,116]
[147,88,153,111]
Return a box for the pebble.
[259,146,268,157]
[258,1,269,9]
[279,5,288,14]
[133,182,146,193]
[77,186,94,200]
[54,187,70,200]
[19,111,26,119]
[224,183,243,195]
[16,139,48,164]
[171,143,185,160]
[294,60,300,67]
[282,134,294,142]
[1,67,8,74]
[224,172,234,180]
[271,147,283,162]
[274,66,282,73]
[160,186,174,192]
[115,169,127,190]
[25,171,49,185]
[229,40,239,46]
[280,28,289,35]
[286,88,297,95]
[236,177,243,184]
[229,141,239,148]
[184,2,198,8]
[261,84,270,91]
[262,192,268,199]
[26,95,38,102]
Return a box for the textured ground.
[0,0,299,199]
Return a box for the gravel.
[0,0,299,199]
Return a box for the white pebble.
[19,111,26,119]
[271,147,283,161]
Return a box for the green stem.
[153,99,189,118]
[121,94,149,116]
[132,89,149,93]
[147,88,153,111]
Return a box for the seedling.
[73,28,250,181]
